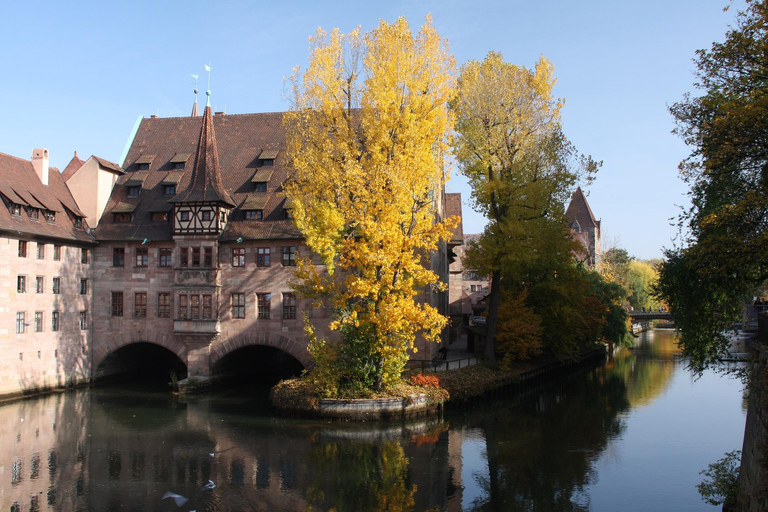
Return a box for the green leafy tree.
[656,0,768,370]
[451,51,599,360]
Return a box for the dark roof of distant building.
[61,151,85,181]
[565,187,599,229]
[445,192,464,244]
[0,152,94,244]
[93,110,301,242]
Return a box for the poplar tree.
[284,17,457,391]
[451,52,599,360]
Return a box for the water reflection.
[0,330,746,512]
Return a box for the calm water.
[0,329,747,511]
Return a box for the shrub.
[697,450,741,509]
[410,373,440,388]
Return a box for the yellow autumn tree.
[284,16,458,392]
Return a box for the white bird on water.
[161,491,188,507]
[202,479,216,491]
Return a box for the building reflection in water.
[0,331,688,512]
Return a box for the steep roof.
[61,151,85,181]
[0,151,94,244]
[170,105,236,207]
[445,192,464,244]
[565,187,599,229]
[94,110,300,242]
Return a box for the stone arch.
[93,329,188,373]
[210,330,312,370]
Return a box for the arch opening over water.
[95,342,187,386]
[212,345,305,387]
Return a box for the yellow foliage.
[284,16,458,387]
[496,289,544,368]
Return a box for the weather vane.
[204,63,212,106]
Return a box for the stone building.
[0,149,103,398]
[565,187,601,267]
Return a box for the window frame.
[257,293,271,319]
[232,248,246,267]
[18,240,27,258]
[80,279,88,295]
[158,248,172,267]
[257,247,271,267]
[113,247,125,267]
[282,293,297,320]
[111,292,124,317]
[35,276,44,294]
[36,243,45,259]
[51,311,60,332]
[157,293,171,318]
[52,277,61,294]
[34,312,43,332]
[231,293,245,319]
[17,275,26,293]
[16,312,25,334]
[282,246,296,267]
[135,248,148,267]
[134,292,147,318]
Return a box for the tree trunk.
[484,269,501,361]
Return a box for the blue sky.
[0,1,744,259]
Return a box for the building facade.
[565,187,601,267]
[0,149,99,398]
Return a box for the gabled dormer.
[169,96,236,236]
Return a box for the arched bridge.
[630,312,673,321]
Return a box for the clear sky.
[0,1,744,259]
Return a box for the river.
[0,329,747,511]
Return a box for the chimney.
[32,149,50,186]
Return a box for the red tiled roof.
[170,105,236,207]
[0,151,94,244]
[94,110,290,242]
[61,152,85,181]
[565,187,599,229]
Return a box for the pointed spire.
[565,187,599,228]
[170,104,235,207]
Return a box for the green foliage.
[658,0,768,369]
[697,450,741,508]
[495,289,544,367]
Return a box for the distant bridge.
[629,312,673,321]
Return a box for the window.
[173,162,185,170]
[35,276,44,294]
[51,311,60,332]
[79,311,87,330]
[178,295,188,319]
[114,213,131,223]
[28,208,39,220]
[257,293,271,319]
[232,248,245,267]
[10,204,21,216]
[37,243,45,259]
[44,210,55,223]
[164,185,176,195]
[282,246,296,266]
[190,295,200,319]
[283,293,296,320]
[191,247,200,267]
[34,312,43,332]
[80,279,88,295]
[138,163,149,171]
[135,248,148,267]
[158,248,172,267]
[204,247,213,267]
[113,248,125,267]
[262,158,274,166]
[81,248,89,264]
[17,276,26,293]
[127,186,140,197]
[254,182,267,193]
[134,293,147,317]
[19,240,27,258]
[16,312,25,334]
[203,295,213,319]
[231,293,245,318]
[180,211,190,222]
[52,245,61,261]
[201,210,212,221]
[111,292,123,317]
[52,277,61,294]
[257,248,270,267]
[180,247,189,267]
[157,293,171,318]
[74,216,83,228]
[151,212,168,222]
[244,210,263,220]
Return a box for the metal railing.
[744,304,768,324]
[405,356,478,375]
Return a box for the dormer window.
[74,217,83,228]
[127,186,141,197]
[137,163,149,171]
[134,154,155,171]
[254,182,267,193]
[114,213,131,223]
[44,211,55,223]
[164,185,176,196]
[258,149,278,168]
[169,153,189,171]
[152,212,168,222]
[10,204,21,216]
[173,162,185,170]
[28,208,39,220]
[244,210,263,220]
[261,159,274,167]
